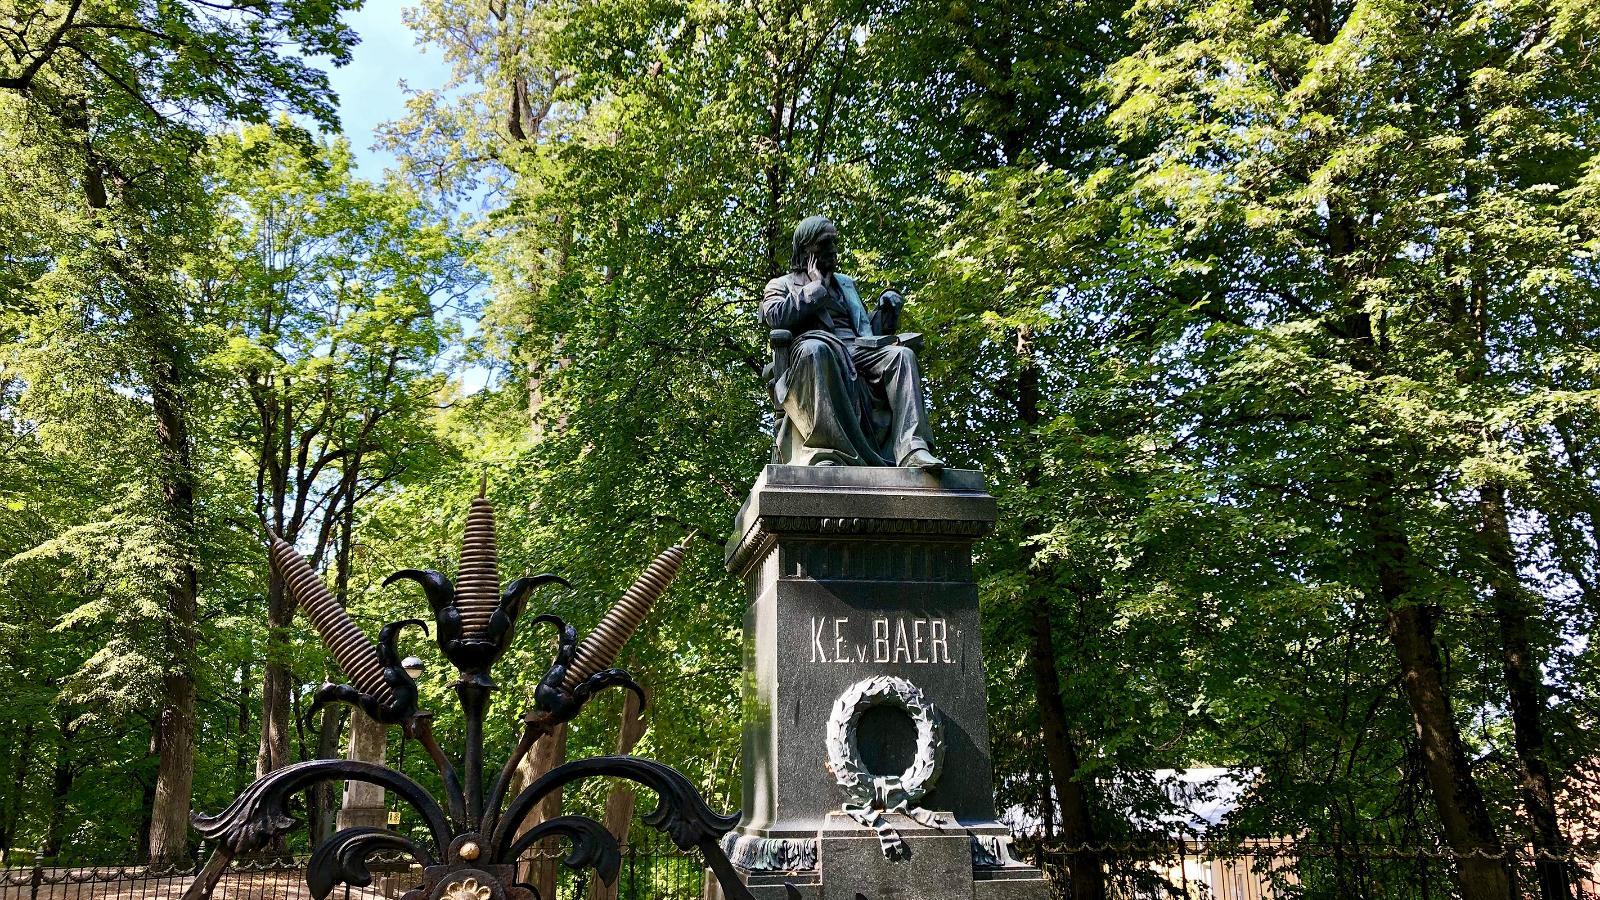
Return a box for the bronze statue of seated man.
[761,215,945,472]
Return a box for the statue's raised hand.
[797,278,833,317]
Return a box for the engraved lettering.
[804,616,959,664]
[931,619,951,663]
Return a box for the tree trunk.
[308,706,349,844]
[1331,212,1514,897]
[149,665,196,866]
[136,741,156,860]
[257,570,294,779]
[1040,761,1055,841]
[39,722,74,859]
[1480,485,1571,900]
[589,690,648,900]
[1386,601,1516,899]
[1368,477,1516,900]
[143,308,200,870]
[513,722,569,897]
[234,660,252,796]
[0,720,36,857]
[1028,594,1105,900]
[1013,325,1107,900]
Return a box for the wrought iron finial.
[474,538,697,840]
[562,533,694,690]
[455,496,501,639]
[269,534,420,726]
[269,534,389,701]
[383,495,568,683]
[187,515,768,900]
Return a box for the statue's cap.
[792,215,836,260]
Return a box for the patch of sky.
[324,3,452,177]
[318,3,494,394]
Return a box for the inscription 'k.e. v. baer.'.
[809,616,958,664]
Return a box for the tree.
[6,0,1600,882]
[1,0,360,864]
[200,123,469,786]
[1096,0,1600,894]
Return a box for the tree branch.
[0,0,84,92]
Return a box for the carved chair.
[765,329,792,460]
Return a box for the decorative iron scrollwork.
[184,493,770,900]
[491,756,740,860]
[308,827,436,900]
[190,759,451,855]
[498,814,621,886]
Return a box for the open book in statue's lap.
[761,215,946,472]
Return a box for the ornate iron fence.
[8,839,1600,900]
[0,844,709,900]
[513,838,711,900]
[1027,839,1600,900]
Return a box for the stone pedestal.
[719,466,1049,900]
[336,804,389,830]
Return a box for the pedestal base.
[336,805,388,830]
[715,814,1049,900]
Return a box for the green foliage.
[5,0,1600,875]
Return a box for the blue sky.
[325,2,451,176]
[322,3,493,390]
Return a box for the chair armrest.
[767,330,793,398]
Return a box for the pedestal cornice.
[725,465,996,577]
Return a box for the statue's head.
[791,215,838,279]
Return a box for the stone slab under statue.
[715,464,1051,900]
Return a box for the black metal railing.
[8,838,1599,900]
[0,843,709,900]
[1027,838,1600,900]
[0,854,408,900]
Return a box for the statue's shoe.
[901,449,945,473]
